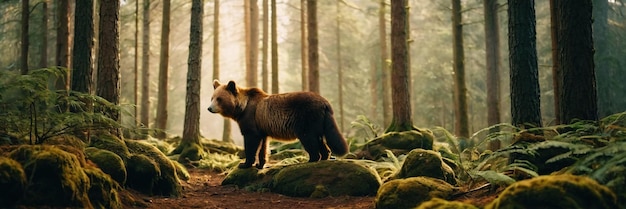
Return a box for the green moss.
[197,151,240,172]
[126,140,182,196]
[179,142,204,162]
[172,160,190,181]
[416,198,479,209]
[222,167,262,188]
[84,167,123,209]
[85,147,127,185]
[271,160,381,197]
[9,145,92,208]
[125,154,160,195]
[0,156,26,206]
[362,129,435,160]
[43,134,87,149]
[144,137,173,154]
[270,149,307,161]
[375,177,455,209]
[395,149,457,185]
[200,137,244,155]
[486,174,618,209]
[90,133,131,161]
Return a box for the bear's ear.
[226,80,238,95]
[213,80,221,89]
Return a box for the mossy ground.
[356,129,435,160]
[375,177,455,209]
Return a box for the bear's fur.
[208,80,349,169]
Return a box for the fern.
[350,115,382,140]
[468,170,516,187]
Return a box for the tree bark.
[508,0,542,128]
[558,0,597,123]
[452,0,469,139]
[140,0,151,128]
[549,0,561,125]
[386,0,413,132]
[483,0,501,150]
[212,0,233,143]
[261,0,269,91]
[182,0,204,145]
[307,0,319,93]
[56,0,71,91]
[39,1,48,68]
[271,0,278,94]
[72,0,94,94]
[300,0,308,91]
[248,0,259,87]
[21,0,29,75]
[134,0,140,125]
[593,0,612,118]
[155,0,171,139]
[96,0,121,136]
[379,0,391,127]
[336,1,344,132]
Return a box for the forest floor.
[125,168,376,209]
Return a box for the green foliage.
[0,68,123,144]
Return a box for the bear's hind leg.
[300,136,322,162]
[256,137,268,169]
[319,141,331,160]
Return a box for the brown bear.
[208,80,349,169]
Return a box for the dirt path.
[128,168,375,209]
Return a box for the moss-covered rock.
[125,154,160,195]
[126,140,182,196]
[395,149,457,185]
[375,177,455,209]
[90,133,131,161]
[179,142,204,162]
[0,156,26,207]
[271,160,381,197]
[84,167,123,209]
[43,134,87,149]
[85,147,127,185]
[144,137,173,154]
[172,160,190,181]
[359,129,435,160]
[222,167,263,188]
[9,145,92,208]
[416,198,479,209]
[486,174,618,209]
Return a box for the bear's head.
[208,80,247,119]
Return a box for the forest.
[1,0,626,208]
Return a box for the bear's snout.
[207,106,215,113]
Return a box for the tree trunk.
[249,0,259,87]
[140,0,151,128]
[452,0,469,139]
[96,0,121,137]
[212,0,233,143]
[300,0,308,91]
[386,0,413,132]
[134,0,140,126]
[558,0,597,123]
[21,0,29,75]
[484,0,501,150]
[307,0,319,93]
[271,0,278,94]
[336,1,344,132]
[549,0,561,125]
[379,0,391,127]
[593,0,612,118]
[155,0,171,139]
[72,0,94,94]
[508,0,542,128]
[39,1,48,68]
[182,0,204,145]
[370,57,378,122]
[261,0,269,91]
[56,0,70,91]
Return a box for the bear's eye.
[216,97,222,102]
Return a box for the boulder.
[359,129,434,160]
[375,177,455,209]
[395,149,457,185]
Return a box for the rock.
[395,149,457,185]
[85,147,127,185]
[416,198,479,209]
[486,174,618,209]
[126,140,182,197]
[358,129,434,160]
[84,167,123,209]
[375,177,455,209]
[126,154,160,195]
[271,160,381,198]
[0,156,26,207]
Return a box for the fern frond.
[468,170,516,186]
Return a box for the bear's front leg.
[239,135,261,169]
[255,137,268,169]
